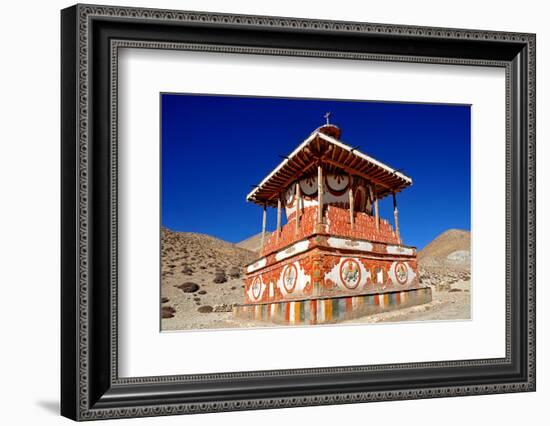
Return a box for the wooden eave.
[247,131,412,207]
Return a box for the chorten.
[233,116,431,325]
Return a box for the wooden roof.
[247,127,413,207]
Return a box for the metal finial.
[324,111,331,125]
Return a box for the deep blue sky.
[161,94,470,250]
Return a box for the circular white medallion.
[282,264,298,292]
[284,184,295,207]
[339,258,361,289]
[325,173,350,195]
[395,262,408,285]
[251,276,262,300]
[299,175,318,196]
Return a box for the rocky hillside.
[418,229,471,289]
[236,231,272,253]
[161,228,258,330]
[419,229,471,269]
[161,228,257,272]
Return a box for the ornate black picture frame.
[61,4,536,421]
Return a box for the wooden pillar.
[295,182,301,236]
[374,192,379,231]
[367,183,374,215]
[276,196,281,242]
[348,175,355,229]
[260,204,267,253]
[393,192,400,242]
[317,163,324,225]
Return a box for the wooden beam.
[374,195,379,231]
[393,192,400,243]
[295,181,301,236]
[292,153,307,168]
[329,145,338,161]
[303,146,314,157]
[280,162,301,175]
[348,175,355,230]
[339,150,354,167]
[317,164,324,224]
[366,183,374,215]
[260,204,267,253]
[347,156,362,170]
[335,146,348,164]
[298,150,312,164]
[359,161,407,187]
[276,196,282,242]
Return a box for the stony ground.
[344,279,471,325]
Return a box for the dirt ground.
[344,279,471,325]
[161,272,256,331]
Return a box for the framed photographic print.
[61,4,536,421]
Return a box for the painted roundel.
[299,175,318,197]
[394,262,409,285]
[339,258,362,289]
[282,264,298,292]
[284,184,296,208]
[251,276,262,300]
[325,173,350,196]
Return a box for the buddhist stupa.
[233,115,431,325]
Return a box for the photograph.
[160,94,472,331]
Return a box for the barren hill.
[236,231,272,253]
[161,228,258,330]
[161,228,257,271]
[419,229,471,269]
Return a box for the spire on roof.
[324,111,331,125]
[318,112,341,140]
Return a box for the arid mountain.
[419,229,471,269]
[161,228,257,273]
[418,229,471,296]
[160,228,258,330]
[236,231,272,253]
